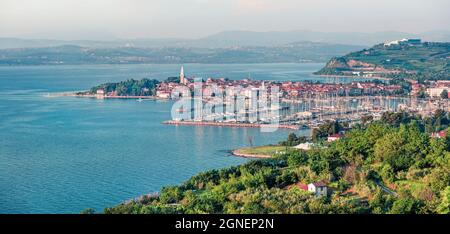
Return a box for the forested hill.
[81,79,160,96]
[315,41,450,80]
[100,111,450,214]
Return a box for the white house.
[327,133,343,142]
[293,142,314,151]
[308,182,328,197]
[156,90,171,99]
[96,89,105,99]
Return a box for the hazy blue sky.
[0,0,449,40]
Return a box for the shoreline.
[313,74,392,81]
[51,92,168,100]
[163,120,299,130]
[231,149,272,159]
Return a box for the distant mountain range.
[1,30,449,49]
[0,42,364,65]
[1,30,449,66]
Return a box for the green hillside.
[100,111,450,214]
[315,41,450,80]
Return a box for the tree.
[381,112,412,126]
[284,133,298,146]
[160,186,184,204]
[374,124,429,172]
[280,133,308,146]
[440,89,448,99]
[369,188,394,213]
[361,115,374,125]
[437,186,450,214]
[312,121,342,141]
[426,168,450,194]
[417,89,427,98]
[380,164,395,184]
[389,198,416,214]
[80,208,96,214]
[286,151,308,167]
[247,136,254,147]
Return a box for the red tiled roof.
[311,181,327,187]
[329,133,343,138]
[297,183,308,190]
[288,182,308,191]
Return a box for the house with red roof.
[431,130,447,138]
[327,133,343,142]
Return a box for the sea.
[0,63,371,213]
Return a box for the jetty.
[163,120,299,130]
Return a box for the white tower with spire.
[180,66,186,85]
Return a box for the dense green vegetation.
[311,121,345,141]
[315,42,450,80]
[84,78,160,96]
[101,111,450,214]
[279,133,308,146]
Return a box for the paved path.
[375,181,397,196]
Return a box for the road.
[375,181,397,196]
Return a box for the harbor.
[165,94,450,130]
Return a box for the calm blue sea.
[0,63,368,214]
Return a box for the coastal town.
[3,0,450,220]
[82,65,450,130]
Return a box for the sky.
[0,0,449,40]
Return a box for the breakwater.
[163,120,299,130]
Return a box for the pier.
[163,120,299,130]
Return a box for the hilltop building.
[384,38,421,46]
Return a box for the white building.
[308,182,328,197]
[156,91,171,99]
[96,89,105,99]
[327,133,343,142]
[384,38,421,47]
[293,142,314,151]
[427,87,448,98]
